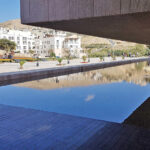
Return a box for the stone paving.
[0,57,127,73]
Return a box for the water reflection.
[15,62,150,90]
[0,62,149,123]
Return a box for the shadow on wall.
[124,97,150,129]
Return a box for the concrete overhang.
[21,0,150,44]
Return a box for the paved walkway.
[0,104,150,150]
[0,57,135,73]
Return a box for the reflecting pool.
[0,62,150,123]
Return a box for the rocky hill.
[0,19,33,30]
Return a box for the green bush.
[82,56,87,62]
[19,61,26,69]
[57,58,63,65]
[99,56,104,62]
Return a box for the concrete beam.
[20,0,150,44]
[0,57,149,86]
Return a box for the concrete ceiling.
[21,0,150,44]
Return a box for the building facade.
[35,30,66,57]
[34,30,83,58]
[0,27,82,58]
[64,35,82,58]
[0,27,35,54]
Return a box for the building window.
[23,41,27,45]
[50,45,54,49]
[23,46,27,50]
[70,40,73,44]
[56,40,59,49]
[17,46,20,49]
[23,37,27,40]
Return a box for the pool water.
[0,62,150,123]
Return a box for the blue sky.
[0,0,20,23]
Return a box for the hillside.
[0,19,138,49]
[0,19,33,30]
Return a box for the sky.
[0,0,20,23]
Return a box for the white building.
[34,30,66,57]
[0,27,35,54]
[64,35,83,58]
[34,31,82,58]
[0,27,83,58]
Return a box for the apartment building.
[0,27,35,54]
[64,35,82,58]
[0,27,83,58]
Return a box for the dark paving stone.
[0,104,150,150]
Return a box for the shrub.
[0,59,11,62]
[112,56,116,61]
[82,56,87,62]
[122,55,125,60]
[99,56,104,62]
[19,61,26,69]
[57,58,63,65]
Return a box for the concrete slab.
[0,104,150,149]
[21,0,150,44]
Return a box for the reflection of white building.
[0,27,35,54]
[0,27,83,58]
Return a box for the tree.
[0,39,16,52]
[63,48,71,59]
[49,49,56,58]
[29,50,34,55]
